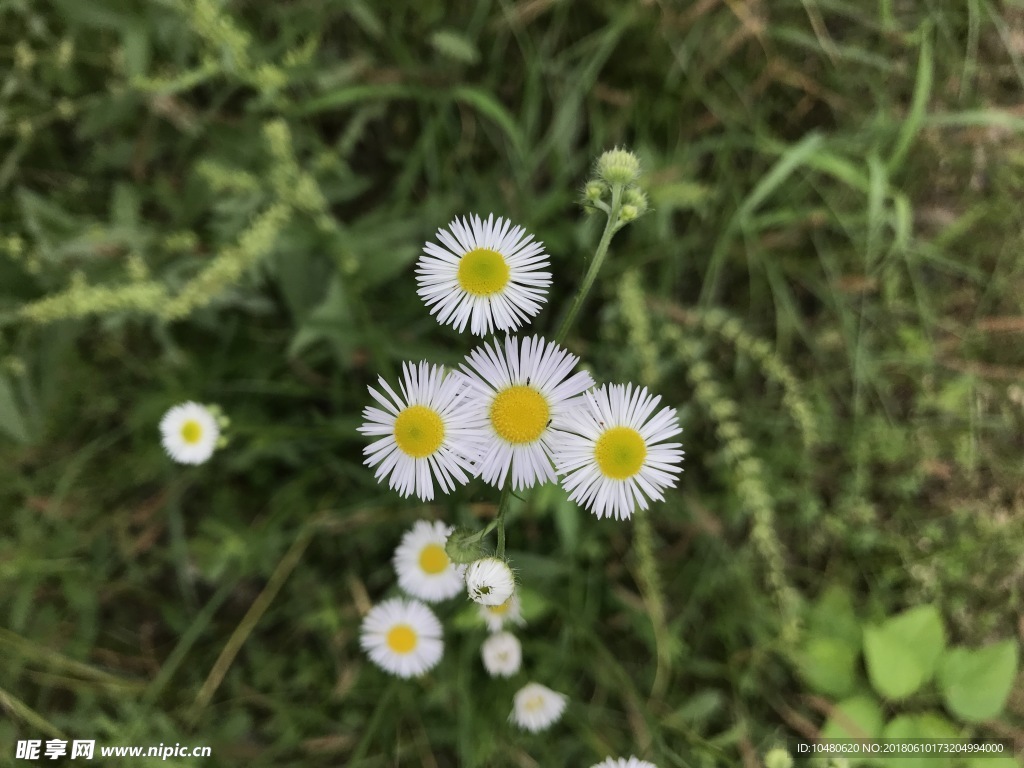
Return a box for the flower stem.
[554,183,624,346]
[494,482,513,558]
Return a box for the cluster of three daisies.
[358,336,684,523]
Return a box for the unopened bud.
[596,147,641,185]
[444,526,485,565]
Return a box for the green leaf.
[821,695,883,740]
[883,712,958,768]
[796,636,858,697]
[807,584,862,653]
[863,605,945,701]
[938,641,1018,722]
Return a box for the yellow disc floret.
[180,420,203,444]
[457,248,511,296]
[490,386,549,444]
[594,426,647,479]
[393,405,445,458]
[386,624,418,654]
[419,543,449,575]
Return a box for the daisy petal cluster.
[393,520,465,603]
[160,401,221,465]
[510,682,567,732]
[555,383,684,520]
[359,597,443,679]
[417,214,551,336]
[358,361,483,501]
[590,759,659,768]
[481,631,521,677]
[460,334,594,490]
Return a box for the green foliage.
[938,642,1019,724]
[863,606,946,701]
[2,0,1024,765]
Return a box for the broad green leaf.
[796,636,858,697]
[807,584,862,653]
[883,712,958,768]
[938,641,1018,723]
[821,696,884,767]
[863,605,945,700]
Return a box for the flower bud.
[623,186,649,214]
[619,204,639,223]
[596,147,641,185]
[583,180,607,203]
[444,526,485,565]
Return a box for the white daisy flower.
[459,335,594,490]
[465,556,515,606]
[478,591,525,632]
[159,401,220,465]
[358,361,483,501]
[393,520,465,603]
[481,631,522,677]
[416,213,552,336]
[555,383,683,520]
[590,758,659,768]
[510,682,567,732]
[359,597,444,678]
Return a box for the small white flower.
[359,597,443,678]
[590,758,659,768]
[481,631,522,677]
[478,591,525,632]
[358,361,484,501]
[393,520,465,603]
[159,402,220,465]
[465,556,515,606]
[459,335,594,490]
[416,213,552,336]
[555,383,684,520]
[510,682,567,732]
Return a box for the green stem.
[554,183,624,346]
[494,482,513,558]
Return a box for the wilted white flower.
[510,682,567,732]
[478,591,525,632]
[481,631,522,677]
[465,556,515,607]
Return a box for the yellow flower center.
[393,405,445,458]
[419,543,449,575]
[489,386,549,444]
[487,599,512,616]
[180,420,203,445]
[594,426,647,480]
[457,248,510,296]
[386,624,418,654]
[525,695,545,712]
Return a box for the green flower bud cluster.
[581,147,649,229]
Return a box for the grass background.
[1,0,1023,765]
